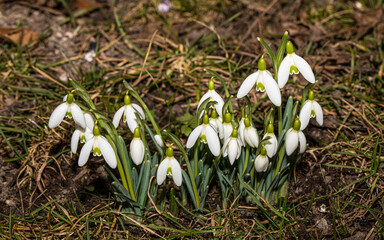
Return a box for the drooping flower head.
[220,112,233,142]
[113,93,145,133]
[78,122,117,169]
[241,117,259,148]
[71,112,95,154]
[157,146,182,186]
[278,41,315,88]
[222,127,242,165]
[186,112,221,156]
[49,92,86,129]
[254,146,269,172]
[299,90,323,130]
[262,122,278,158]
[130,127,145,165]
[197,78,224,118]
[285,118,307,156]
[209,109,223,135]
[237,56,281,106]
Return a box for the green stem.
[278,106,283,135]
[242,145,250,176]
[274,145,286,178]
[194,141,200,178]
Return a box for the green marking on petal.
[123,114,126,122]
[256,81,265,92]
[201,134,207,143]
[80,134,86,143]
[166,166,172,176]
[310,109,316,118]
[93,147,101,156]
[290,65,299,75]
[65,112,72,119]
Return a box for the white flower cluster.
[186,40,323,173]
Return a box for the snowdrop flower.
[157,146,182,186]
[220,112,233,142]
[278,41,315,88]
[254,146,269,172]
[209,109,223,135]
[154,134,164,148]
[237,56,281,106]
[113,93,145,133]
[71,112,95,154]
[222,128,242,165]
[130,127,145,165]
[240,117,259,148]
[238,115,246,146]
[197,78,224,118]
[157,0,171,13]
[262,122,278,158]
[78,123,117,169]
[299,90,323,130]
[49,92,86,129]
[286,119,307,156]
[186,112,220,156]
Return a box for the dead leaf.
[76,0,103,9]
[0,28,38,46]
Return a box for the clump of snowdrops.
[48,32,322,215]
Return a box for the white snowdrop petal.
[132,103,145,120]
[313,101,323,126]
[70,104,86,129]
[63,94,68,102]
[84,128,93,141]
[223,123,233,142]
[197,92,210,113]
[71,129,81,154]
[125,107,138,133]
[278,55,291,88]
[99,136,117,169]
[238,120,245,146]
[237,71,259,98]
[170,158,182,186]
[285,129,299,156]
[298,131,307,153]
[154,134,164,147]
[228,139,238,165]
[299,100,312,130]
[130,138,144,165]
[186,125,204,148]
[78,138,94,167]
[48,103,68,129]
[156,159,169,185]
[112,106,125,128]
[84,113,94,130]
[263,71,282,106]
[222,138,230,157]
[254,155,269,172]
[210,90,225,117]
[293,54,315,83]
[263,134,277,158]
[205,125,221,156]
[245,127,259,148]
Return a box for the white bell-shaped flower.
[113,94,145,133]
[71,112,95,154]
[241,117,259,148]
[286,119,307,156]
[254,146,269,172]
[278,41,315,88]
[154,134,164,148]
[238,116,245,146]
[220,112,233,142]
[222,128,242,165]
[49,92,86,129]
[130,127,145,165]
[209,109,223,135]
[78,124,117,169]
[157,147,182,186]
[299,90,323,130]
[262,122,278,158]
[197,78,224,118]
[186,112,221,156]
[237,57,281,106]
